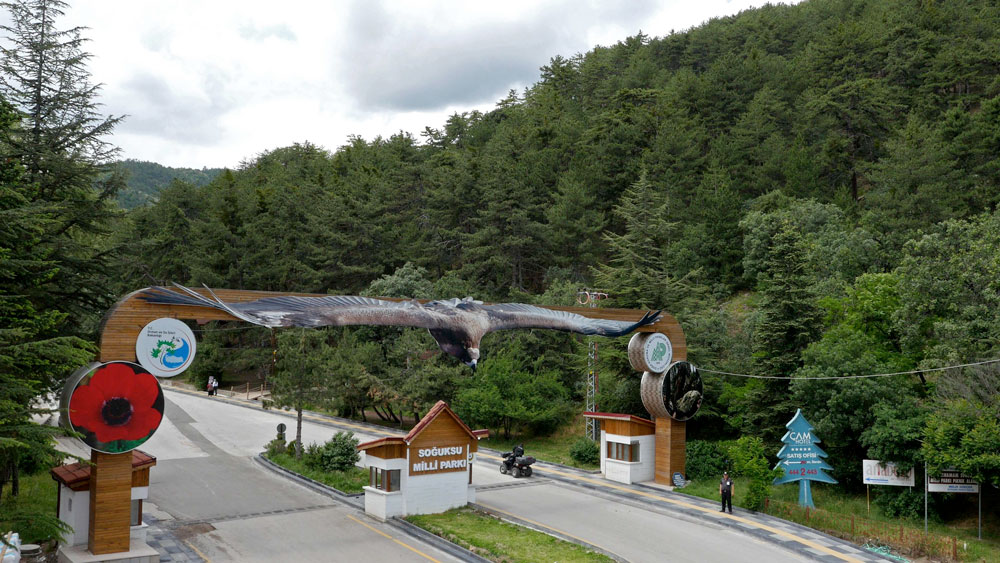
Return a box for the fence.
[225,381,272,400]
[764,499,962,561]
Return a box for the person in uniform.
[720,470,734,513]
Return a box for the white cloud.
[42,0,800,168]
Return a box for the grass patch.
[0,470,65,544]
[679,477,1000,562]
[407,506,611,562]
[265,452,369,493]
[482,420,598,470]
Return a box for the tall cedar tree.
[741,221,821,442]
[0,0,124,322]
[0,96,89,524]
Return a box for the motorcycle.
[500,449,536,478]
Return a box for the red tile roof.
[356,401,488,450]
[51,450,157,490]
[583,411,655,428]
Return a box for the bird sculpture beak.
[465,360,477,373]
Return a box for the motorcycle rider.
[504,444,525,472]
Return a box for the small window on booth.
[607,441,640,462]
[369,467,401,492]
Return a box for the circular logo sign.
[136,318,197,377]
[66,362,164,454]
[661,361,702,421]
[643,332,672,373]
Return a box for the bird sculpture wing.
[137,285,442,329]
[482,303,660,337]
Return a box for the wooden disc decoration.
[640,361,703,421]
[66,361,164,454]
[628,332,673,373]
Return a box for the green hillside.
[114,159,224,208]
[4,0,1000,547]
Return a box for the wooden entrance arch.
[91,287,687,554]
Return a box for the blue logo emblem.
[150,336,191,371]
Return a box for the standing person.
[720,470,734,513]
[212,376,220,396]
[207,376,217,396]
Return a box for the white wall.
[403,470,472,515]
[363,487,403,521]
[601,433,655,485]
[58,486,89,547]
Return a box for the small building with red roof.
[583,412,656,484]
[357,401,488,520]
[50,450,157,550]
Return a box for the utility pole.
[577,290,608,441]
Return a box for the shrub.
[569,436,599,465]
[265,438,286,457]
[315,432,360,472]
[685,440,728,480]
[875,487,933,520]
[729,436,781,511]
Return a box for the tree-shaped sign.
[773,409,836,508]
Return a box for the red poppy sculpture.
[68,362,164,453]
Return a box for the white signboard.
[928,468,979,493]
[135,318,197,377]
[862,459,914,487]
[642,332,673,373]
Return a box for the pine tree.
[0,0,125,321]
[0,97,90,518]
[739,220,821,440]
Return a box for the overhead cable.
[697,358,1000,380]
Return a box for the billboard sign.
[928,469,979,493]
[862,459,914,486]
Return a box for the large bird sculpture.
[138,285,660,370]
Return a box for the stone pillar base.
[58,541,159,563]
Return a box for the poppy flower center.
[101,397,133,426]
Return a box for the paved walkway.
[157,382,894,563]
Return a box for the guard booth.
[357,401,488,521]
[583,412,655,484]
[50,450,158,561]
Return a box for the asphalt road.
[138,387,813,562]
[138,392,463,562]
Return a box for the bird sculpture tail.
[617,309,661,335]
[137,284,258,324]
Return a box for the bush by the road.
[569,436,599,466]
[307,431,360,472]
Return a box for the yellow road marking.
[346,514,441,562]
[169,387,856,561]
[181,538,212,562]
[477,453,860,563]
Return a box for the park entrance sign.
[83,286,686,558]
[773,409,837,508]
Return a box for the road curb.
[470,502,628,562]
[255,453,490,562]
[253,453,364,508]
[388,518,492,563]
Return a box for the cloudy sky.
[45,1,794,169]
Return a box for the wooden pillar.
[88,451,133,554]
[654,417,685,485]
